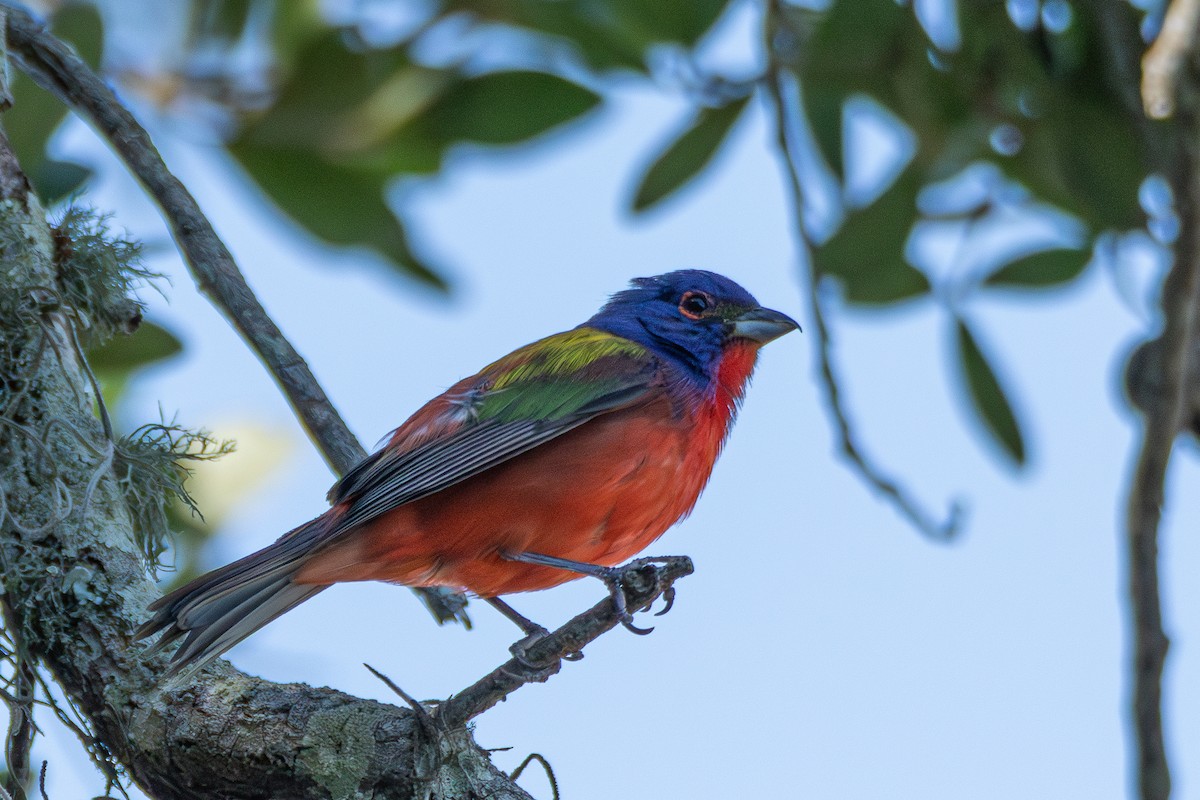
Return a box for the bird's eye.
[679,292,710,318]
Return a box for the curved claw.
[653,585,676,617]
[620,617,656,635]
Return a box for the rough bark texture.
[0,125,534,800]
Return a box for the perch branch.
[438,556,693,728]
[2,3,467,625]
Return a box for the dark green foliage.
[87,321,184,405]
[449,0,732,72]
[795,0,1145,306]
[229,18,604,289]
[986,247,1091,288]
[632,96,750,213]
[87,321,182,372]
[955,317,1026,466]
[814,169,932,305]
[411,72,601,146]
[781,0,1152,467]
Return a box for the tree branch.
[1081,2,1200,796]
[439,557,692,728]
[1120,91,1200,800]
[1,2,468,628]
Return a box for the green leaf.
[455,0,732,72]
[236,30,421,153]
[410,71,601,146]
[50,3,104,67]
[631,96,749,213]
[228,142,446,289]
[234,34,595,286]
[455,0,648,72]
[803,0,907,76]
[605,0,730,48]
[803,84,845,180]
[88,320,183,405]
[813,169,931,305]
[88,320,183,372]
[955,317,1026,465]
[985,247,1091,288]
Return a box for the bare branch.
[1078,5,1200,798]
[1,3,468,626]
[763,13,960,541]
[0,8,13,112]
[1120,122,1200,800]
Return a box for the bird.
[138,270,799,677]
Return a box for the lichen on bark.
[0,125,533,798]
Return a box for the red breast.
[295,342,760,597]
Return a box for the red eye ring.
[679,292,711,319]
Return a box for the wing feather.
[326,329,660,538]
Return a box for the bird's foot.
[489,596,584,668]
[597,557,679,635]
[508,623,552,668]
[507,624,584,671]
[499,551,685,635]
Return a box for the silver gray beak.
[730,306,801,344]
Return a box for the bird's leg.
[486,596,546,638]
[486,597,584,667]
[501,551,667,634]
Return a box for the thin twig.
[1,4,468,625]
[363,662,438,739]
[509,753,559,800]
[437,556,693,728]
[1,601,36,800]
[763,13,960,540]
[0,8,13,112]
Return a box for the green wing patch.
[479,328,652,422]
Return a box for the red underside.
[295,342,760,597]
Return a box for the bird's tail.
[136,514,334,679]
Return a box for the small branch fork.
[763,3,961,541]
[1,3,467,626]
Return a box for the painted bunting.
[139,270,798,676]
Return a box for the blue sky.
[13,1,1200,798]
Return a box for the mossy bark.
[0,124,530,800]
